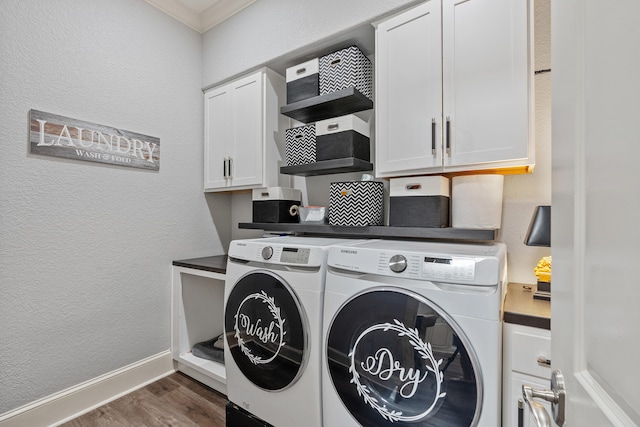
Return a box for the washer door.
[326,288,481,426]
[225,270,307,391]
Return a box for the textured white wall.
[202,0,418,87]
[501,0,552,284]
[0,0,226,415]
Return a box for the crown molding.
[145,0,257,33]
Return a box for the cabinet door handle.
[431,118,436,156]
[537,356,551,366]
[223,158,227,178]
[446,116,451,155]
[228,157,233,178]
[518,399,524,427]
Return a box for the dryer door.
[326,288,481,426]
[225,271,307,391]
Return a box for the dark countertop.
[503,282,551,330]
[172,255,228,274]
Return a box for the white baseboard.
[0,351,174,427]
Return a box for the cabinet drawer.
[510,326,551,378]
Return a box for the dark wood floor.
[61,372,226,426]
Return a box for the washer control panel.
[261,246,274,260]
[388,255,407,273]
[279,247,311,264]
[254,245,312,264]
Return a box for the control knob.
[389,254,407,273]
[261,246,273,260]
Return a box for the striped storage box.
[285,123,316,166]
[329,181,384,226]
[319,46,373,100]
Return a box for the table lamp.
[524,205,551,301]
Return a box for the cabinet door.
[204,85,231,190]
[375,0,443,178]
[442,0,531,169]
[227,71,264,189]
[503,323,552,426]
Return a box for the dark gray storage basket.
[389,196,450,227]
[319,46,373,100]
[315,114,370,162]
[252,187,302,223]
[388,176,450,227]
[316,132,370,162]
[286,58,320,104]
[329,181,384,226]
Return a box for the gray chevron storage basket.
[329,181,384,226]
[285,123,316,165]
[319,46,373,100]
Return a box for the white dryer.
[224,236,359,427]
[322,239,507,427]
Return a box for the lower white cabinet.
[502,323,552,427]
[171,265,227,395]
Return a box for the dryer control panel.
[422,256,476,281]
[380,253,475,282]
[329,240,506,286]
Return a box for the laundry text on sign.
[29,109,160,171]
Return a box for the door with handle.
[521,370,565,427]
[550,0,640,426]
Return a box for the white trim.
[145,0,201,32]
[0,351,174,427]
[200,0,258,33]
[572,0,587,373]
[576,371,637,427]
[145,0,257,33]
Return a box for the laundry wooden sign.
[29,109,160,170]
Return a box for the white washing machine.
[224,236,360,427]
[322,239,507,427]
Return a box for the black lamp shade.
[524,205,551,247]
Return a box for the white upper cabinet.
[375,0,443,175]
[375,0,533,178]
[204,68,287,192]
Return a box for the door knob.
[522,370,566,427]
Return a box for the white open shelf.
[176,352,226,383]
[171,265,227,394]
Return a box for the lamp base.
[534,280,551,301]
